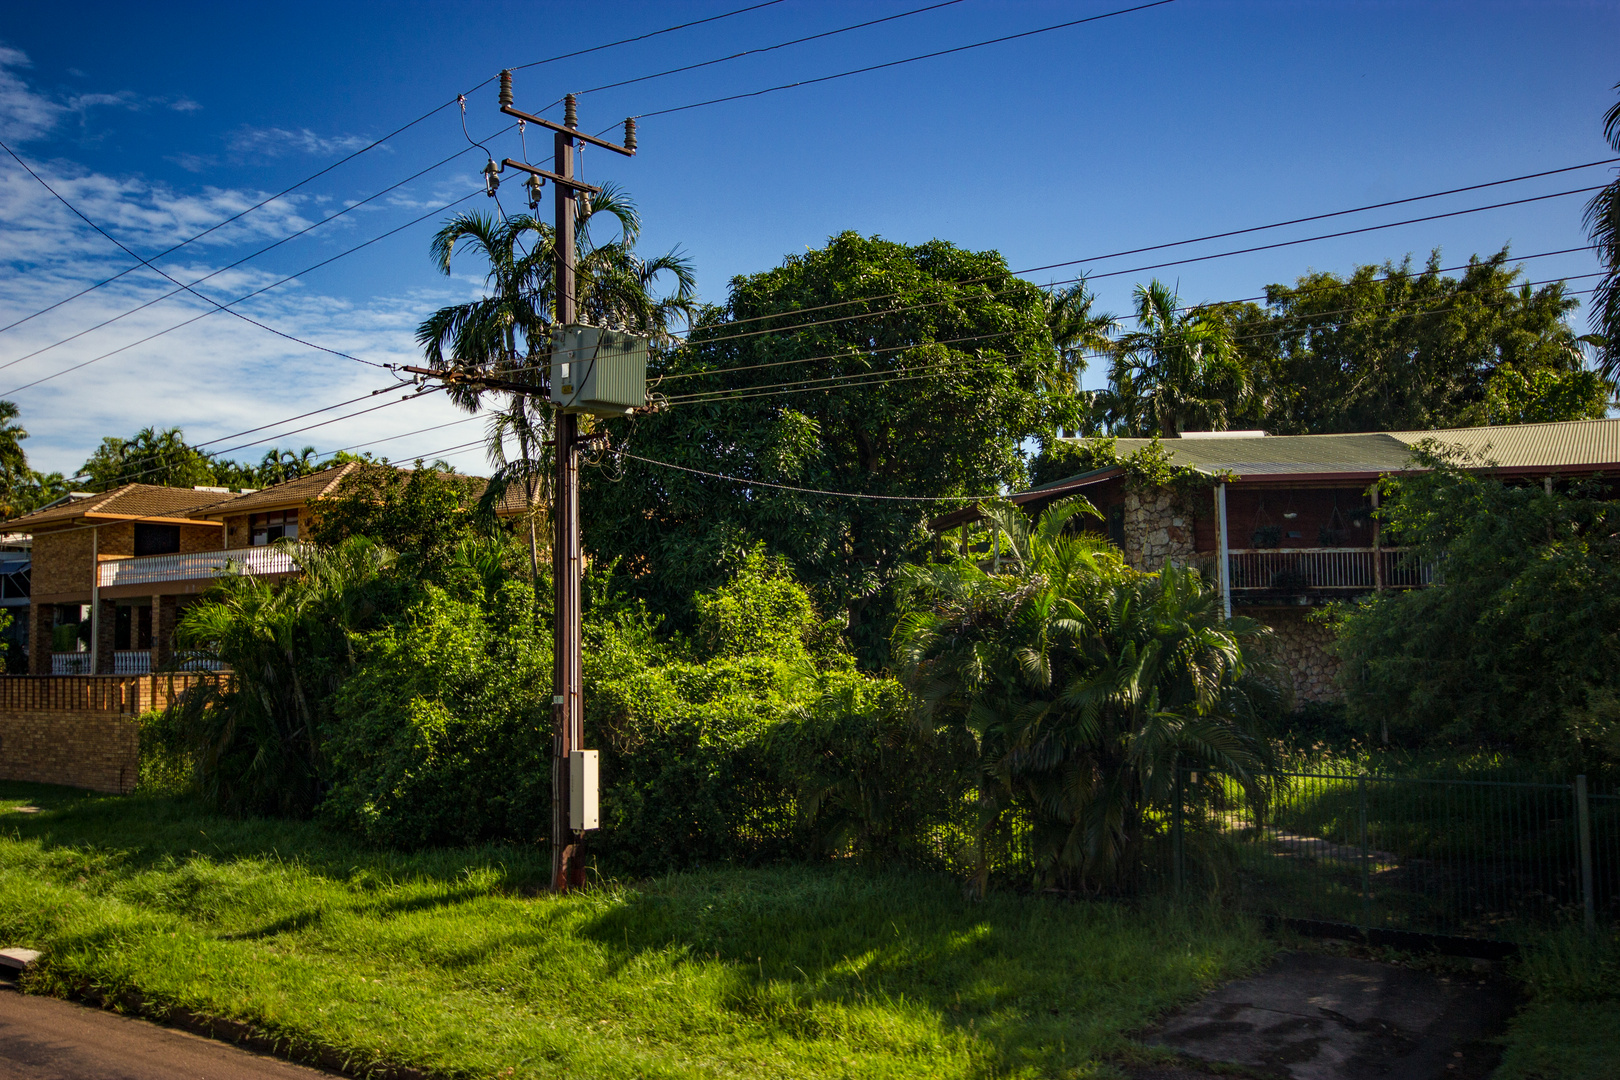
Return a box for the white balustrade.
[1227,547,1432,592]
[98,545,300,588]
[51,652,90,675]
[112,650,152,674]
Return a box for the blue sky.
[0,0,1615,476]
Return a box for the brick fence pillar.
[93,598,116,674]
[154,594,177,669]
[27,602,51,675]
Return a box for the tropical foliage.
[415,188,697,576]
[1094,280,1249,437]
[894,498,1279,895]
[1588,80,1620,383]
[583,232,1082,667]
[1330,446,1620,771]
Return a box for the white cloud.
[0,45,493,477]
[0,46,64,141]
[228,127,377,160]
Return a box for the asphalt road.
[0,982,335,1080]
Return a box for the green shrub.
[320,580,552,847]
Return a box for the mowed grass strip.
[0,782,1271,1079]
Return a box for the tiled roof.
[190,463,362,517]
[3,484,231,530]
[1074,418,1620,481]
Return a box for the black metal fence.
[1172,770,1617,944]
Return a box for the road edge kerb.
[46,979,436,1080]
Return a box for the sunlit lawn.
[0,781,1272,1079]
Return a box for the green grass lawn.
[0,781,1273,1080]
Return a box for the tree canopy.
[582,231,1082,665]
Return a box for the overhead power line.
[0,138,404,373]
[653,247,1602,386]
[0,1,786,337]
[659,157,1619,350]
[659,280,1604,406]
[615,451,1025,502]
[633,0,1181,121]
[0,191,481,396]
[574,0,969,99]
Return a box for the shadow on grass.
[0,781,553,892]
[2,781,1264,1077]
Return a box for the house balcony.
[96,545,299,590]
[1226,547,1432,598]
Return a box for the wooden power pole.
[413,75,638,892]
[496,75,638,892]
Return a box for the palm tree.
[1107,280,1250,436]
[894,497,1278,895]
[1586,81,1620,384]
[169,537,397,814]
[416,186,696,584]
[0,401,30,518]
[1041,280,1118,437]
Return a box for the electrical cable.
[573,0,970,99]
[0,191,482,396]
[0,0,789,337]
[648,158,1620,348]
[490,229,1606,387]
[653,247,1602,386]
[613,451,1023,502]
[659,281,1605,406]
[632,0,1180,121]
[0,138,405,373]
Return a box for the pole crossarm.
[500,159,603,195]
[499,104,636,157]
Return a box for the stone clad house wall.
[1114,481,1345,705]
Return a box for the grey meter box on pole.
[550,325,649,416]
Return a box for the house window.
[250,509,298,546]
[133,523,181,556]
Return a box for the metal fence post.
[1359,774,1371,937]
[1173,767,1185,897]
[1576,775,1595,935]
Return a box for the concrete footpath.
[0,982,336,1080]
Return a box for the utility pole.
[407,74,636,893]
[497,74,637,892]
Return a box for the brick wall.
[31,527,94,596]
[0,675,223,794]
[0,707,138,793]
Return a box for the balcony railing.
[51,652,90,675]
[112,650,151,674]
[97,545,300,589]
[1227,547,1432,593]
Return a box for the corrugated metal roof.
[1387,417,1620,469]
[4,484,230,529]
[1069,418,1620,480]
[1110,433,1415,475]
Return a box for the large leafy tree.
[416,188,696,582]
[1099,280,1249,436]
[1589,81,1620,384]
[582,232,1080,666]
[894,498,1278,895]
[1247,249,1598,433]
